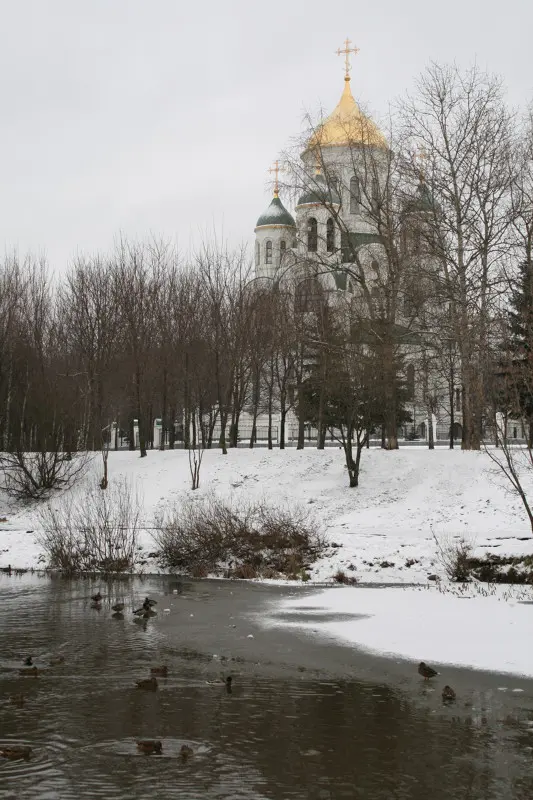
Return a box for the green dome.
[404,180,436,214]
[297,174,341,207]
[255,196,296,228]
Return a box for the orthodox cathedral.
[250,40,462,445]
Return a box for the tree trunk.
[428,410,434,450]
[267,359,274,450]
[449,366,455,450]
[317,380,325,450]
[219,411,228,455]
[160,367,167,451]
[279,389,286,449]
[129,417,135,451]
[168,406,176,450]
[249,369,260,449]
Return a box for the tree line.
[0,62,532,492]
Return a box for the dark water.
[1,575,533,799]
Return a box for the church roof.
[255,195,296,229]
[297,173,341,207]
[307,78,388,151]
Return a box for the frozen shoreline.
[259,582,533,679]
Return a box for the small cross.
[336,37,359,80]
[415,146,429,180]
[268,159,282,197]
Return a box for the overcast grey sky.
[1,0,531,271]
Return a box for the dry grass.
[152,495,326,580]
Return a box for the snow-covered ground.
[261,582,533,678]
[0,447,532,583]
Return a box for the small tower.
[295,168,341,261]
[254,161,296,279]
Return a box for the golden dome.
[307,78,388,151]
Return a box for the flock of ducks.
[3,592,233,761]
[418,662,457,703]
[3,596,455,762]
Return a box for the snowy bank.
[0,447,532,582]
[261,583,533,678]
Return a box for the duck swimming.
[442,685,456,702]
[150,666,168,676]
[112,602,125,613]
[180,744,193,759]
[10,694,24,707]
[19,666,39,677]
[91,592,102,603]
[136,740,162,755]
[0,745,32,760]
[135,676,158,691]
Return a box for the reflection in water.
[1,574,532,799]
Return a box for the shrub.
[152,495,325,579]
[36,477,144,574]
[431,530,473,582]
[333,569,357,585]
[0,450,91,502]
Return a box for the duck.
[144,597,157,607]
[133,602,150,615]
[0,745,32,760]
[225,676,233,693]
[19,666,39,677]
[10,694,25,707]
[49,655,65,666]
[418,662,439,680]
[112,602,125,613]
[136,740,163,755]
[150,666,168,677]
[91,592,102,603]
[135,676,158,691]
[442,685,456,702]
[180,744,193,759]
[23,656,33,666]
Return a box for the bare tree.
[400,63,514,449]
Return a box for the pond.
[1,574,533,799]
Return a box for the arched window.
[255,240,260,267]
[280,240,286,260]
[349,176,360,213]
[371,177,380,213]
[295,278,323,313]
[326,218,335,253]
[406,364,415,400]
[265,240,272,264]
[307,218,318,252]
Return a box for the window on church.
[349,176,360,213]
[255,241,260,267]
[326,219,335,253]
[280,240,286,260]
[307,218,318,252]
[406,364,415,400]
[295,277,323,313]
[371,177,380,214]
[265,240,272,264]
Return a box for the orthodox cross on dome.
[415,145,429,181]
[336,37,359,81]
[268,159,283,197]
